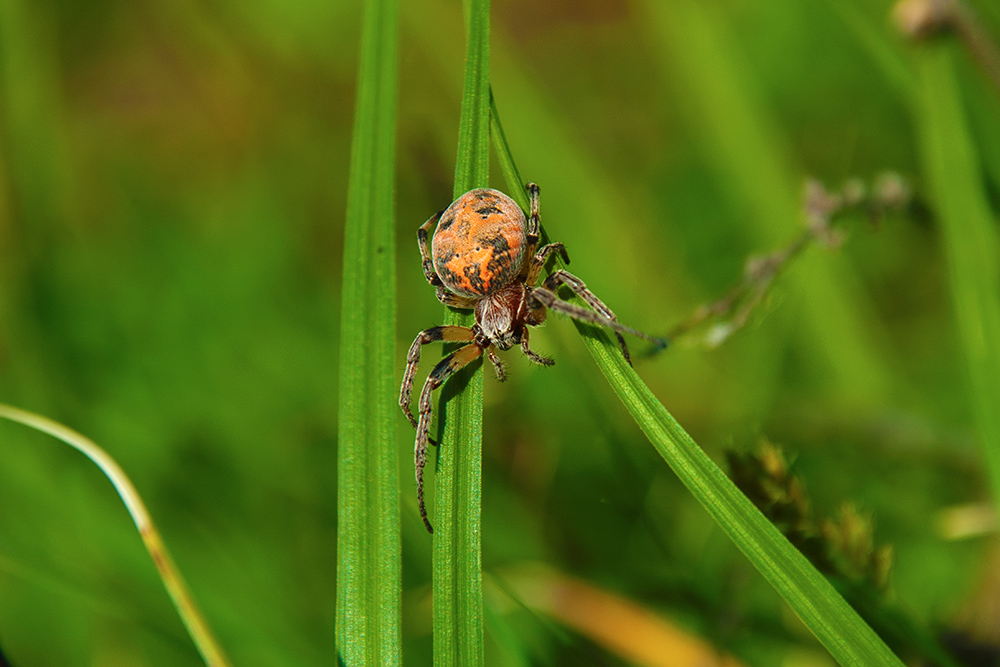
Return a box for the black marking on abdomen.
[484,234,514,282]
[463,263,489,294]
[482,234,510,255]
[438,264,462,289]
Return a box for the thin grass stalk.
[489,100,904,667]
[336,0,401,663]
[431,0,489,664]
[0,404,232,667]
[645,0,892,404]
[917,42,1000,513]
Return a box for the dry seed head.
[892,0,955,38]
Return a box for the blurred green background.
[2,0,999,665]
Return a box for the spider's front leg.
[414,343,484,533]
[526,242,570,285]
[543,269,632,363]
[524,182,541,259]
[417,209,445,287]
[400,326,477,430]
[528,278,666,366]
[516,181,573,284]
[435,288,478,310]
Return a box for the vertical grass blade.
[337,0,401,663]
[490,101,904,667]
[917,42,1000,510]
[432,0,489,664]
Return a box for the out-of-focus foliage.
[1,0,998,665]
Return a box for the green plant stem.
[0,404,232,667]
[585,329,903,666]
[490,98,904,667]
[489,89,525,200]
[432,0,489,665]
[917,42,1000,512]
[336,0,401,663]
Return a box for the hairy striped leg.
[417,210,444,287]
[486,346,507,381]
[519,182,542,272]
[414,343,484,533]
[400,326,476,431]
[435,289,477,309]
[519,327,553,367]
[527,281,666,365]
[526,242,570,285]
[542,269,634,364]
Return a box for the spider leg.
[435,287,478,310]
[415,342,484,533]
[525,242,571,284]
[486,346,507,381]
[542,269,631,362]
[527,283,666,366]
[523,182,541,261]
[418,209,445,287]
[520,327,554,366]
[400,326,477,432]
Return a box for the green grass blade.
[576,342,905,667]
[489,94,530,213]
[961,49,1000,202]
[488,89,525,201]
[917,43,1000,511]
[337,0,401,663]
[490,100,904,667]
[453,5,490,194]
[432,0,489,664]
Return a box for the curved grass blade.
[490,100,904,667]
[336,0,402,664]
[488,89,525,201]
[916,42,1000,513]
[0,404,232,667]
[432,0,489,664]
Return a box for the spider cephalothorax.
[400,183,663,533]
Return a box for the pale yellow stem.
[0,403,233,667]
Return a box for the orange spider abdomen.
[432,188,527,298]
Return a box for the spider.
[399,182,664,533]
